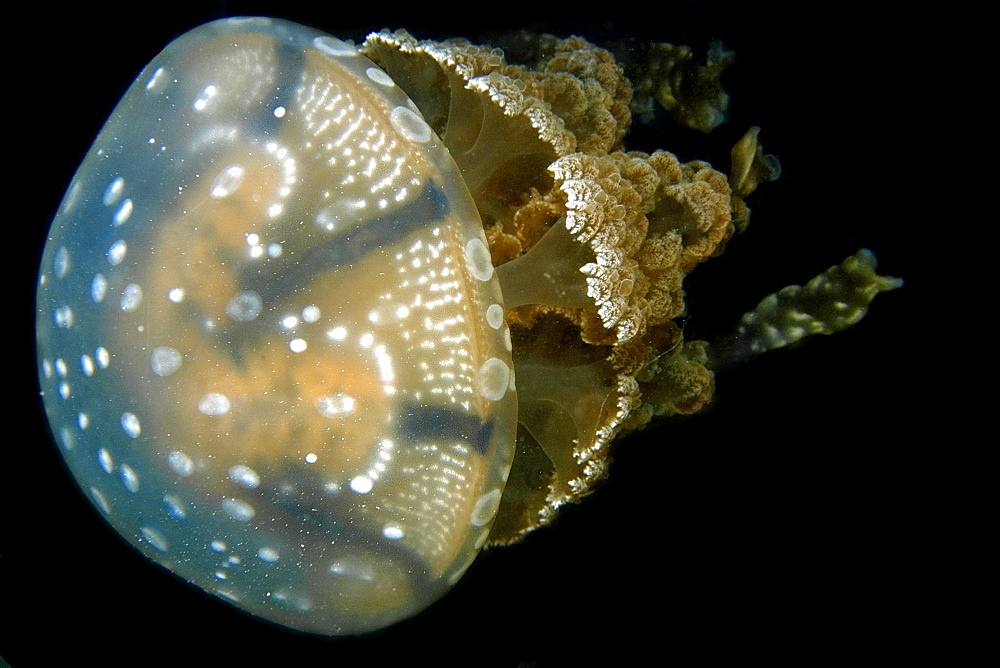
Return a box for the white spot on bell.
[90,487,111,514]
[477,358,510,401]
[471,488,502,527]
[121,413,141,438]
[167,451,194,477]
[382,524,404,540]
[98,448,113,474]
[193,85,218,111]
[486,303,504,329]
[150,347,182,377]
[140,526,168,552]
[258,547,280,562]
[103,177,125,206]
[350,476,373,494]
[210,165,245,198]
[316,394,355,418]
[107,240,127,266]
[225,290,262,322]
[228,464,260,489]
[465,238,494,281]
[198,393,231,416]
[120,465,140,493]
[145,67,167,90]
[302,305,320,322]
[120,283,143,311]
[54,246,70,278]
[54,306,74,328]
[390,106,431,143]
[313,35,357,57]
[221,498,255,522]
[91,274,107,303]
[113,199,133,226]
[366,66,395,87]
[163,494,186,519]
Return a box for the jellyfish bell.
[36,17,517,637]
[33,15,900,645]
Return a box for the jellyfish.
[26,12,902,658]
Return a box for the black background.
[8,1,921,664]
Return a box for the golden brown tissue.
[361,30,900,543]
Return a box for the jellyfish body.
[36,17,517,635]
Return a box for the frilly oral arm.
[709,249,903,370]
